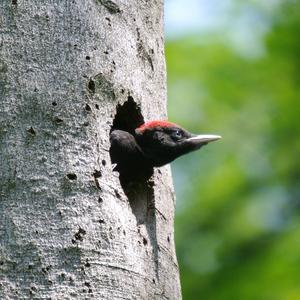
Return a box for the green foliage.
[166,1,300,299]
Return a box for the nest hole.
[109,96,154,225]
[111,96,144,134]
[67,173,77,180]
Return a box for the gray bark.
[0,0,181,299]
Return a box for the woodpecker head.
[135,120,221,167]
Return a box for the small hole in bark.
[95,104,99,109]
[167,236,170,243]
[85,104,91,111]
[98,219,105,224]
[67,173,77,180]
[30,286,37,293]
[52,101,57,106]
[74,227,86,241]
[27,127,36,135]
[142,237,148,246]
[93,170,101,178]
[98,196,103,203]
[93,171,101,190]
[101,160,106,166]
[86,56,91,60]
[88,79,95,94]
[12,0,17,5]
[114,189,121,199]
[54,117,63,124]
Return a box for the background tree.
[0,1,181,299]
[166,0,300,299]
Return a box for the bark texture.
[0,0,181,299]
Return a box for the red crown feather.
[137,120,180,132]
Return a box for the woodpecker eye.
[171,129,183,140]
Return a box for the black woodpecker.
[110,120,221,184]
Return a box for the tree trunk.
[0,0,181,299]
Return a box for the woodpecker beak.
[187,134,222,144]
